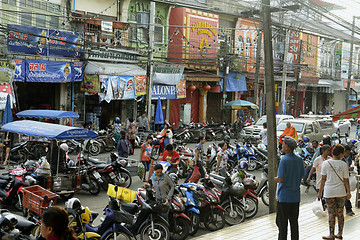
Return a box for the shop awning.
[332,105,360,121]
[184,72,221,82]
[85,61,146,76]
[17,110,79,119]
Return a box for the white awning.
[85,61,146,76]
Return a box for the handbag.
[188,166,201,183]
[312,198,327,217]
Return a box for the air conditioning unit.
[137,12,149,28]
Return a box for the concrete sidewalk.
[193,196,360,240]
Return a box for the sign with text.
[7,24,83,58]
[26,59,85,82]
[11,59,25,82]
[152,84,177,99]
[101,21,113,32]
[134,76,147,96]
[288,30,300,65]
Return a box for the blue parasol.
[2,94,13,125]
[154,97,164,124]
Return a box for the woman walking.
[126,118,136,155]
[318,144,351,240]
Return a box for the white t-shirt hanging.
[321,159,349,198]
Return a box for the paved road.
[3,126,356,239]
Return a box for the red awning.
[332,105,360,121]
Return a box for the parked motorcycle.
[0,209,37,240]
[109,186,170,240]
[67,138,102,156]
[86,152,132,190]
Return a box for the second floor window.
[36,14,45,28]
[21,12,32,26]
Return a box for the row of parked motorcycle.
[0,163,268,240]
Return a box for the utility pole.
[293,40,303,118]
[346,16,356,111]
[262,0,277,214]
[281,29,290,114]
[146,1,155,120]
[254,23,263,120]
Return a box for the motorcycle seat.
[0,175,11,181]
[93,164,109,170]
[121,202,138,215]
[88,157,107,165]
[257,147,268,155]
[85,224,99,233]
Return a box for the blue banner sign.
[26,59,84,83]
[152,84,177,99]
[7,24,83,58]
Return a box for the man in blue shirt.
[274,136,305,240]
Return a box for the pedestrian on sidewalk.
[259,122,268,147]
[184,136,206,183]
[274,136,305,240]
[215,142,228,176]
[342,145,355,216]
[307,144,331,191]
[232,117,243,142]
[117,131,130,158]
[317,144,351,240]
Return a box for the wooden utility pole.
[254,24,263,120]
[293,39,303,117]
[146,1,155,120]
[221,37,229,122]
[262,0,277,213]
[346,16,356,111]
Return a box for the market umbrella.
[154,97,164,124]
[222,99,259,110]
[332,105,360,121]
[2,94,13,125]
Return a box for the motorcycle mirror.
[114,186,118,192]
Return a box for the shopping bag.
[36,157,51,177]
[188,166,201,183]
[137,162,145,180]
[312,198,326,218]
[349,171,357,192]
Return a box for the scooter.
[0,209,37,240]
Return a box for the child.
[140,135,153,181]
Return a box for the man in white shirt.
[259,122,267,146]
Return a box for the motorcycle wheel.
[88,142,102,156]
[88,177,101,195]
[67,140,77,154]
[170,217,190,240]
[243,196,259,219]
[178,161,187,178]
[205,133,213,142]
[140,221,170,240]
[222,200,246,226]
[261,186,269,207]
[246,158,258,171]
[116,172,132,188]
[188,212,200,236]
[203,208,225,231]
[209,160,217,173]
[215,132,224,141]
[103,232,132,240]
[151,147,160,160]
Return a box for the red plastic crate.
[22,185,59,215]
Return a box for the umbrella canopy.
[154,98,164,124]
[16,110,79,119]
[2,94,13,125]
[2,120,98,139]
[332,105,360,121]
[222,99,259,110]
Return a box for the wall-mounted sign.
[152,84,177,99]
[86,48,140,63]
[7,24,83,58]
[101,21,113,32]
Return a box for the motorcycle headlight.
[208,194,218,203]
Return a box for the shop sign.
[11,59,25,82]
[86,49,140,63]
[0,84,13,110]
[0,60,15,83]
[335,42,342,68]
[101,21,113,32]
[81,75,100,93]
[288,30,300,64]
[106,76,135,100]
[134,76,147,96]
[152,84,177,99]
[7,24,83,58]
[176,80,186,99]
[26,59,85,83]
[153,64,184,85]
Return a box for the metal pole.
[293,40,303,117]
[254,24,263,119]
[262,0,277,213]
[146,1,155,121]
[281,29,290,114]
[221,37,229,123]
[346,16,355,111]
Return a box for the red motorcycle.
[151,134,167,160]
[241,177,259,219]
